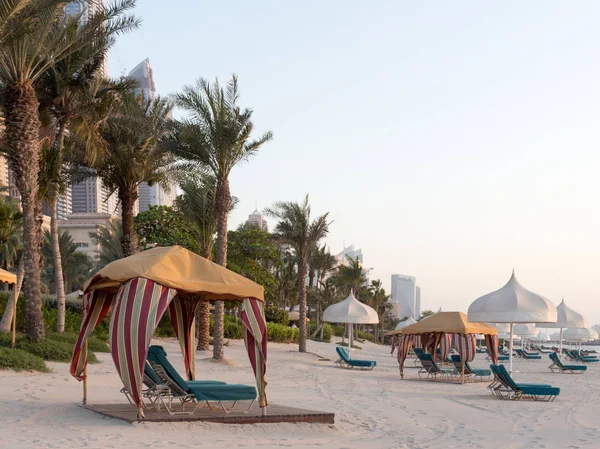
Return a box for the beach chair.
[413,347,425,366]
[516,349,542,360]
[335,346,376,370]
[548,353,586,374]
[121,361,171,407]
[451,354,491,380]
[417,353,458,380]
[147,346,256,414]
[490,364,559,401]
[572,350,599,363]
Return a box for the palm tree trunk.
[297,256,308,353]
[4,81,44,342]
[119,188,138,257]
[213,178,230,360]
[50,198,66,333]
[196,246,212,351]
[0,258,24,332]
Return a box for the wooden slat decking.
[83,402,335,425]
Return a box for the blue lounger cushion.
[336,346,376,367]
[519,385,560,396]
[189,384,257,402]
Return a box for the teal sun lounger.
[488,364,559,401]
[548,352,586,374]
[335,346,376,370]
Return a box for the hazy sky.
[108,1,600,324]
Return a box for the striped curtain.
[453,333,477,363]
[109,278,177,414]
[168,295,201,380]
[241,298,268,408]
[438,333,452,361]
[70,290,114,380]
[397,334,413,379]
[485,334,499,364]
[412,334,422,348]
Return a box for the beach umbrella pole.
[559,328,563,358]
[349,324,353,359]
[509,323,514,374]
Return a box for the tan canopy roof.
[388,311,497,336]
[0,268,16,285]
[84,245,264,301]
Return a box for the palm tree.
[367,280,391,342]
[266,195,330,352]
[0,188,22,274]
[172,75,273,360]
[0,0,138,341]
[333,255,369,297]
[174,173,218,351]
[80,93,175,257]
[89,218,123,269]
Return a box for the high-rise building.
[415,286,421,318]
[129,58,156,101]
[71,177,119,215]
[334,245,363,266]
[0,155,9,191]
[390,274,417,320]
[246,209,268,232]
[138,183,177,213]
[65,1,107,77]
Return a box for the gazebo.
[468,271,556,373]
[393,311,498,382]
[0,268,16,285]
[69,246,268,419]
[323,290,378,355]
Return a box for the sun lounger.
[147,346,256,414]
[489,364,559,401]
[451,354,491,380]
[417,353,458,380]
[548,353,587,374]
[570,350,599,363]
[516,349,542,360]
[335,346,376,370]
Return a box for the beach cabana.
[0,268,16,285]
[468,271,556,373]
[536,299,587,359]
[0,268,17,346]
[323,290,378,356]
[393,311,498,382]
[69,246,267,419]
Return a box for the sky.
[108,1,600,324]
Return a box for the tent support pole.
[11,286,16,348]
[461,362,465,384]
[349,324,353,359]
[509,323,514,375]
[559,328,563,359]
[82,340,88,405]
[262,406,267,416]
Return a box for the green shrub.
[332,325,345,337]
[46,332,109,353]
[154,314,175,337]
[224,321,243,339]
[267,322,299,343]
[338,342,362,350]
[0,332,26,348]
[0,292,26,333]
[18,339,74,362]
[42,308,82,334]
[0,347,49,372]
[265,304,289,326]
[309,322,332,342]
[357,331,374,342]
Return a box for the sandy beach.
[1,338,598,449]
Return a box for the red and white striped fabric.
[168,295,201,380]
[453,333,477,363]
[391,335,398,354]
[109,278,177,414]
[241,298,268,407]
[412,334,422,348]
[438,333,452,361]
[397,334,414,378]
[485,334,499,364]
[70,290,114,380]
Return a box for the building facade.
[246,209,268,232]
[138,183,177,213]
[0,154,9,191]
[128,58,156,101]
[71,177,119,215]
[415,286,421,319]
[58,213,116,261]
[390,274,417,320]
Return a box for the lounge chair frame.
[548,353,587,374]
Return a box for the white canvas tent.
[323,290,378,357]
[536,299,588,358]
[468,271,556,373]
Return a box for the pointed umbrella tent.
[69,246,267,419]
[384,315,417,337]
[468,271,556,373]
[536,299,587,358]
[323,290,378,356]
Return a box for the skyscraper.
[71,177,118,215]
[129,58,156,101]
[0,155,8,191]
[246,209,268,232]
[390,274,417,319]
[65,1,107,77]
[415,286,421,318]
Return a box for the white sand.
[0,338,598,449]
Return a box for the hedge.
[0,347,49,372]
[309,322,332,342]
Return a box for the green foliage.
[357,331,374,342]
[224,320,243,339]
[418,310,435,321]
[0,347,49,372]
[17,338,98,363]
[89,219,124,269]
[337,342,362,350]
[43,308,82,334]
[309,321,332,342]
[135,206,201,253]
[267,322,299,343]
[332,325,345,337]
[46,332,109,353]
[227,225,280,303]
[154,313,176,337]
[264,304,289,326]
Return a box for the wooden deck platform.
[83,402,335,425]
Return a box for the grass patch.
[0,347,49,372]
[337,342,362,350]
[16,338,98,364]
[47,332,109,353]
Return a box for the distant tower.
[391,274,417,319]
[415,286,421,318]
[128,58,156,101]
[246,209,268,232]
